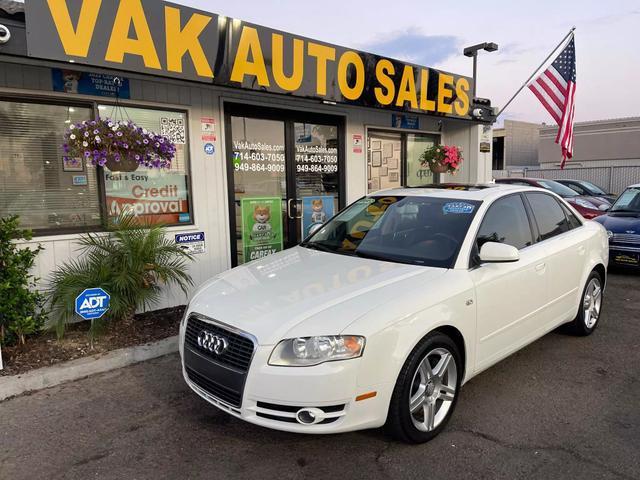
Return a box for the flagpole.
[496,27,576,119]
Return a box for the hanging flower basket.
[420,145,464,175]
[63,119,176,172]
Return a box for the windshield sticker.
[443,202,476,215]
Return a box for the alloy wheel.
[409,348,458,432]
[583,277,602,329]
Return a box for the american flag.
[528,36,576,168]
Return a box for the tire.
[385,332,462,444]
[566,270,604,336]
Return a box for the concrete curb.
[0,335,179,402]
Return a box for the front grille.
[186,367,242,407]
[185,315,255,372]
[255,401,346,425]
[612,233,640,245]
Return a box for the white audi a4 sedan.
[179,184,608,443]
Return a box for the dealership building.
[0,0,494,309]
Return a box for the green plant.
[47,213,194,338]
[0,216,46,346]
[420,145,464,174]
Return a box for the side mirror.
[598,204,610,212]
[307,223,324,237]
[479,242,520,264]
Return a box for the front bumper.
[180,332,393,434]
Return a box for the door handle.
[535,263,546,272]
[287,199,295,219]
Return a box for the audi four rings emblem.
[197,331,229,355]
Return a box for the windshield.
[302,196,481,268]
[611,188,640,213]
[538,180,579,197]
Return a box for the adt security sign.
[75,288,110,320]
[204,143,215,155]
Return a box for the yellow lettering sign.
[46,0,101,58]
[230,26,270,87]
[308,42,336,96]
[395,65,418,109]
[437,73,454,114]
[105,0,161,69]
[454,77,470,116]
[272,34,304,91]
[374,59,395,106]
[419,69,436,112]
[165,6,213,78]
[338,51,365,101]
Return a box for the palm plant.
[47,213,194,338]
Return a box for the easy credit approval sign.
[75,288,111,320]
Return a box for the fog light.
[296,408,324,425]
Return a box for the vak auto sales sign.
[25,0,473,120]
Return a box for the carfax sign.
[75,288,111,320]
[240,197,283,262]
[25,0,473,120]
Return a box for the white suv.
[179,185,608,443]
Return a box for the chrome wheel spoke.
[432,353,452,379]
[438,384,456,402]
[418,357,434,381]
[583,278,602,329]
[410,386,427,413]
[423,402,435,431]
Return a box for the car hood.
[188,246,446,345]
[594,214,640,233]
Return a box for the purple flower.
[116,131,123,137]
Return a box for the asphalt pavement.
[1,271,639,480]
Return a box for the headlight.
[607,230,614,240]
[268,336,365,366]
[574,198,597,210]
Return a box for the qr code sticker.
[160,117,186,145]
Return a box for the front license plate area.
[613,252,640,266]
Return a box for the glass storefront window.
[367,131,440,193]
[368,132,402,193]
[99,105,192,225]
[406,134,438,187]
[0,100,100,232]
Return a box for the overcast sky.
[177,0,638,126]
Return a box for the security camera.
[0,25,10,45]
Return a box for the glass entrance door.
[226,105,343,266]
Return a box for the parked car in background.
[594,184,640,268]
[555,179,618,205]
[180,184,608,444]
[495,178,608,219]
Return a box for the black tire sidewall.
[386,332,463,444]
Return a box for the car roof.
[372,183,536,201]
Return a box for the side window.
[477,195,533,250]
[561,203,583,229]
[526,193,571,240]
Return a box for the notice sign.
[241,197,283,262]
[176,232,206,255]
[353,134,363,154]
[302,196,335,238]
[105,170,190,225]
[201,117,216,134]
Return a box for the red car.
[495,178,608,219]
